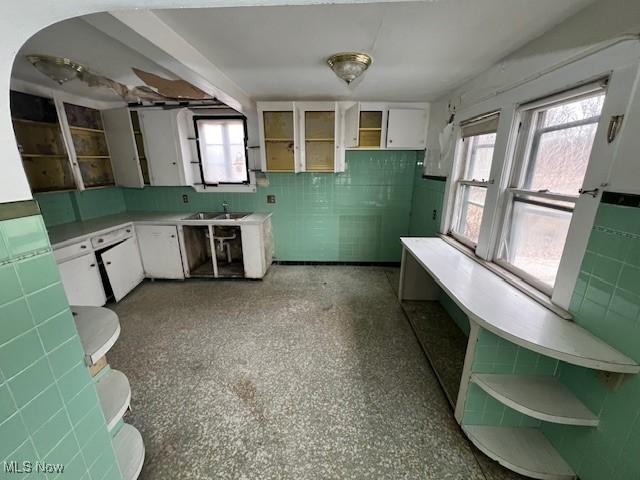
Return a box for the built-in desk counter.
[399,237,640,480]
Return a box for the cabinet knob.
[98,239,104,243]
[80,245,87,249]
[172,162,177,165]
[389,139,393,143]
[126,229,131,233]
[90,263,96,267]
[106,261,112,265]
[170,234,176,238]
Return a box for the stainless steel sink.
[214,213,250,220]
[182,212,221,220]
[182,212,250,221]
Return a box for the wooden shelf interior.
[264,111,295,171]
[97,369,131,431]
[471,373,599,426]
[65,102,115,187]
[130,111,150,184]
[359,111,383,147]
[305,111,334,171]
[10,90,75,192]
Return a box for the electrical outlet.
[432,209,437,220]
[267,195,276,204]
[182,194,189,203]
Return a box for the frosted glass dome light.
[327,52,372,85]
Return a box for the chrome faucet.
[222,201,229,214]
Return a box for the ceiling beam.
[84,11,253,114]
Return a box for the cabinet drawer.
[91,225,134,249]
[54,240,92,262]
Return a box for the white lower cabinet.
[241,217,273,279]
[136,225,185,279]
[101,237,145,301]
[58,253,107,307]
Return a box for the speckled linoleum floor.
[109,265,523,480]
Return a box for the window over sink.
[194,116,250,185]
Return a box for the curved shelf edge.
[400,238,640,374]
[71,306,121,365]
[97,369,131,432]
[462,425,575,480]
[113,423,145,480]
[471,374,599,427]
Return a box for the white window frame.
[449,113,499,249]
[493,85,607,295]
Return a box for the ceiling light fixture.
[327,52,372,85]
[26,55,87,85]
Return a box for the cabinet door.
[102,108,144,188]
[343,102,360,148]
[386,109,427,149]
[301,105,336,172]
[138,110,184,186]
[136,225,185,279]
[102,238,145,302]
[58,253,106,306]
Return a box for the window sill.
[439,234,572,320]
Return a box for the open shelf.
[97,369,131,431]
[463,425,575,480]
[113,423,145,480]
[471,374,598,426]
[71,306,121,365]
[401,238,640,373]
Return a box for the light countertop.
[48,211,272,248]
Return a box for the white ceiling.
[11,0,595,105]
[154,0,596,101]
[11,17,180,103]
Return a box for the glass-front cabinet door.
[258,101,300,173]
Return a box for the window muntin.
[450,123,497,247]
[195,117,249,185]
[497,90,605,291]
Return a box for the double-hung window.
[450,113,500,248]
[497,86,606,293]
[194,116,249,185]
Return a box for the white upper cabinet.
[257,101,430,172]
[102,107,145,188]
[298,101,343,173]
[258,102,300,173]
[386,108,428,149]
[137,109,188,186]
[343,102,360,149]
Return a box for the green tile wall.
[408,169,446,237]
[123,150,420,262]
[540,201,640,480]
[36,188,126,228]
[0,214,122,480]
[36,152,449,263]
[461,328,558,427]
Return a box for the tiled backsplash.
[36,151,445,263]
[36,188,127,228]
[542,200,640,480]
[0,213,121,480]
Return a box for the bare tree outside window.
[498,92,605,291]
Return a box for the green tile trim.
[0,200,40,222]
